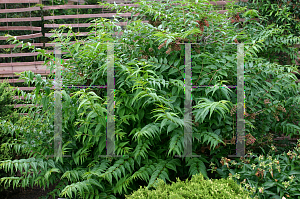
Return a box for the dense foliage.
[217,140,300,199]
[238,0,300,65]
[0,81,20,193]
[125,172,252,198]
[0,0,299,198]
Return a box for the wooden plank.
[0,79,27,83]
[12,86,54,91]
[43,13,139,20]
[206,1,234,5]
[0,17,41,23]
[45,31,126,37]
[45,23,94,28]
[0,33,43,40]
[44,21,148,28]
[0,77,50,83]
[0,66,49,75]
[0,79,26,83]
[0,65,38,73]
[43,5,102,10]
[101,0,137,3]
[0,7,40,14]
[0,50,66,58]
[67,0,85,4]
[14,96,33,100]
[0,26,41,31]
[0,0,39,3]
[42,3,139,10]
[12,104,42,108]
[0,43,44,49]
[0,52,39,58]
[0,61,44,67]
[0,70,50,77]
[45,32,90,37]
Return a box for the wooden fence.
[0,0,299,146]
[0,0,299,103]
[0,0,249,85]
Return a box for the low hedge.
[125,172,252,199]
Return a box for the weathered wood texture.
[0,33,43,40]
[0,17,42,23]
[44,21,148,28]
[0,7,40,13]
[0,0,39,3]
[0,43,44,48]
[0,26,41,31]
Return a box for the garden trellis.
[1,0,299,157]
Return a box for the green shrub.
[216,140,300,199]
[125,172,252,199]
[1,0,300,199]
[0,80,21,195]
[0,80,20,162]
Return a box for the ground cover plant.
[216,141,300,199]
[0,0,299,198]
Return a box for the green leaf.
[167,123,178,134]
[174,59,180,67]
[164,58,168,65]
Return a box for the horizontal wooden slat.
[206,1,234,5]
[45,23,93,28]
[45,32,90,37]
[67,0,85,4]
[0,79,25,83]
[0,7,40,14]
[12,104,42,108]
[0,79,26,83]
[14,96,33,100]
[12,86,54,91]
[0,43,44,49]
[0,65,45,73]
[0,0,39,3]
[43,5,102,10]
[0,17,41,23]
[0,50,67,58]
[42,3,140,10]
[0,26,41,31]
[0,77,49,83]
[44,21,148,28]
[0,61,44,67]
[0,70,50,77]
[45,31,126,37]
[0,52,39,58]
[43,13,139,20]
[0,33,43,40]
[100,0,137,3]
[45,42,85,47]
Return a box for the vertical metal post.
[236,43,245,157]
[107,43,115,156]
[46,43,71,160]
[175,43,201,158]
[54,43,62,159]
[99,43,128,158]
[229,43,245,157]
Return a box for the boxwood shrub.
[125,173,251,199]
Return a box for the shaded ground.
[1,181,60,199]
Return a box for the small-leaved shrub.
[125,172,252,199]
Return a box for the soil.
[1,181,60,199]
